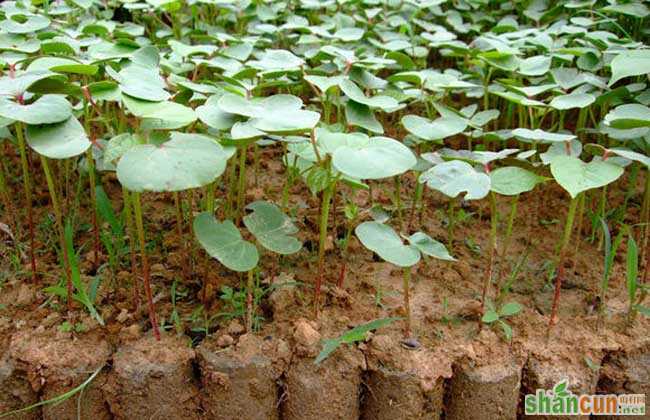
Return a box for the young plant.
[194,200,301,332]
[315,317,400,364]
[355,221,454,336]
[625,234,650,322]
[117,132,233,339]
[288,128,416,316]
[481,301,522,342]
[548,153,624,331]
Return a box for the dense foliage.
[0,0,649,341]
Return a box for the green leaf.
[116,133,232,192]
[95,185,121,237]
[196,95,237,131]
[332,136,416,180]
[550,155,624,198]
[499,302,522,317]
[248,49,304,72]
[602,2,650,17]
[339,79,397,110]
[0,15,50,34]
[50,63,99,76]
[553,380,569,397]
[609,50,650,86]
[355,221,420,267]
[345,100,383,134]
[498,320,513,341]
[635,304,650,317]
[193,213,259,272]
[305,166,331,195]
[103,133,144,166]
[512,128,576,143]
[604,104,650,129]
[25,116,90,159]
[490,167,544,196]
[420,160,490,200]
[609,148,650,168]
[250,108,320,134]
[304,75,344,94]
[0,95,71,125]
[109,63,169,102]
[518,55,551,76]
[549,92,595,110]
[122,95,197,130]
[407,232,455,261]
[315,317,400,364]
[402,114,468,141]
[481,309,499,323]
[243,201,302,255]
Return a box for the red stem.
[337,262,346,289]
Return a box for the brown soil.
[105,334,200,419]
[0,147,649,418]
[196,333,289,420]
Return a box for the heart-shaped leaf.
[0,15,50,34]
[355,221,420,267]
[609,50,650,86]
[332,136,416,180]
[511,128,576,143]
[549,92,595,110]
[490,167,545,196]
[193,213,259,272]
[339,79,398,110]
[345,100,383,133]
[604,104,650,129]
[196,95,238,131]
[25,116,90,159]
[407,232,455,261]
[243,201,302,255]
[117,133,233,192]
[518,55,551,76]
[419,160,490,200]
[0,95,71,125]
[122,95,197,129]
[550,155,624,198]
[402,114,468,141]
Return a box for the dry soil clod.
[196,333,289,420]
[8,329,111,420]
[521,351,603,420]
[445,357,522,420]
[281,323,365,420]
[105,333,200,420]
[597,341,650,420]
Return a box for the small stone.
[116,308,130,324]
[226,319,245,335]
[269,281,297,314]
[400,338,421,350]
[293,319,321,348]
[121,323,142,341]
[216,334,234,348]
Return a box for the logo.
[524,380,646,416]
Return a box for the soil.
[0,146,649,419]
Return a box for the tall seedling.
[548,153,623,331]
[117,132,232,339]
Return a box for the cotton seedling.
[355,221,454,336]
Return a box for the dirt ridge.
[0,328,647,420]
